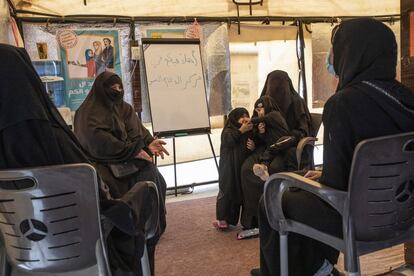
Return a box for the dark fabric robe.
[74,72,167,274]
[259,70,312,169]
[216,108,251,225]
[240,96,290,229]
[0,44,152,274]
[258,18,414,276]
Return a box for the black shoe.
[250,268,261,276]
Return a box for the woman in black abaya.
[253,18,414,276]
[0,44,153,275]
[215,107,255,229]
[255,70,312,175]
[74,72,169,274]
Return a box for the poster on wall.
[146,28,186,38]
[58,29,122,110]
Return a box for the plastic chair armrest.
[296,137,318,170]
[263,172,347,231]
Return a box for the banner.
[58,29,122,110]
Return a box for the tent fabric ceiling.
[10,0,399,18]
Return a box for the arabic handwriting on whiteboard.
[151,50,199,68]
[149,73,202,91]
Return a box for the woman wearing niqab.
[240,71,312,229]
[74,71,168,275]
[253,18,414,276]
[0,44,154,275]
[260,70,311,157]
[253,70,312,176]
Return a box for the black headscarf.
[0,45,74,138]
[74,72,153,163]
[0,44,89,167]
[321,18,414,192]
[333,18,397,91]
[225,107,249,130]
[253,96,279,117]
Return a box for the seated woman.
[214,107,255,230]
[240,96,291,229]
[253,70,312,181]
[74,72,169,274]
[0,44,155,275]
[252,18,414,276]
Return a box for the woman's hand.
[247,138,256,151]
[135,149,152,162]
[239,121,253,133]
[148,139,170,159]
[258,122,266,134]
[304,170,322,181]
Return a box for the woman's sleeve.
[89,126,143,162]
[124,105,154,148]
[290,99,312,140]
[319,94,356,191]
[264,111,291,144]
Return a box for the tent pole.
[15,13,400,25]
[298,20,308,104]
[6,0,16,16]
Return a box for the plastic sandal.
[212,220,229,230]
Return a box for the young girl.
[214,108,255,230]
[240,96,291,229]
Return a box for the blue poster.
[58,29,122,110]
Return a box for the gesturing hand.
[239,121,253,133]
[148,139,170,159]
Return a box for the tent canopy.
[9,0,399,18]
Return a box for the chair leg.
[141,244,151,276]
[344,250,360,276]
[280,234,288,276]
[0,245,8,276]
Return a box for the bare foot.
[253,164,269,181]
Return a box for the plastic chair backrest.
[0,164,104,274]
[309,113,322,138]
[348,132,414,241]
[144,182,159,240]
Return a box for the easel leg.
[207,133,219,172]
[173,136,178,197]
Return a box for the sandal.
[213,220,229,230]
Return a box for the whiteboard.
[142,39,210,136]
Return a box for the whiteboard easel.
[141,38,218,196]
